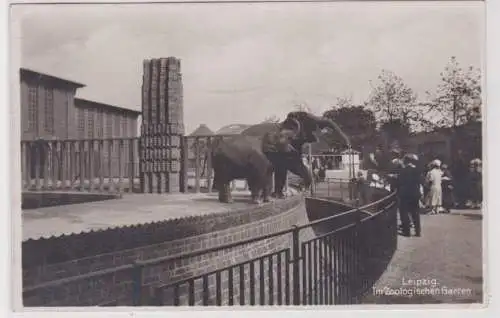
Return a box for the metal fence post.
[132,261,144,306]
[291,225,301,305]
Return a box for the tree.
[424,56,482,128]
[379,119,411,150]
[322,97,378,151]
[365,70,422,149]
[366,70,420,129]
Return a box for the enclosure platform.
[22,186,299,242]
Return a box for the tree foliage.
[378,118,411,150]
[366,70,420,129]
[424,56,482,128]
[322,97,378,151]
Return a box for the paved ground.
[22,184,298,241]
[362,208,484,304]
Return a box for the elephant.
[243,111,352,199]
[211,118,304,204]
[211,111,351,204]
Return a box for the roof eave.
[74,97,142,115]
[20,68,86,89]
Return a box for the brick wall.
[23,190,396,307]
[23,195,307,306]
[22,195,302,270]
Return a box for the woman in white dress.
[426,159,443,214]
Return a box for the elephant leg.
[247,178,256,194]
[262,168,273,203]
[272,166,287,199]
[250,190,262,204]
[217,182,233,203]
[226,183,233,203]
[217,182,226,202]
[212,178,219,192]
[248,177,262,204]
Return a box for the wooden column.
[194,137,201,193]
[129,138,135,193]
[206,137,213,193]
[99,140,105,191]
[118,139,123,193]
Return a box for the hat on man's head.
[392,158,404,167]
[404,153,419,162]
[470,158,482,165]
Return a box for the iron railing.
[22,181,397,307]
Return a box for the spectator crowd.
[309,147,483,238]
[374,148,483,237]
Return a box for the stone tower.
[140,57,184,193]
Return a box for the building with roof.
[189,124,214,136]
[20,68,141,179]
[20,68,141,141]
[74,98,140,139]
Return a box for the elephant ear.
[281,116,301,134]
[261,127,298,154]
[276,129,300,153]
[284,112,320,143]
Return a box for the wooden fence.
[183,135,250,193]
[21,135,354,194]
[21,138,140,193]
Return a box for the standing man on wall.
[397,154,422,237]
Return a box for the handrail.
[310,200,395,242]
[156,248,290,290]
[298,191,396,231]
[22,263,135,293]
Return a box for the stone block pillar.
[140,57,184,193]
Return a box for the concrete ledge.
[23,193,306,306]
[22,192,303,285]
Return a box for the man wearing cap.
[397,153,422,237]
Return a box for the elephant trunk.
[288,158,313,189]
[311,114,352,148]
[284,111,352,149]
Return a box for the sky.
[13,1,484,134]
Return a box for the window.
[87,109,94,139]
[77,107,85,139]
[44,88,54,134]
[105,111,113,138]
[96,109,103,138]
[27,85,38,132]
[121,115,128,138]
[64,93,70,138]
[129,118,136,137]
[114,113,120,137]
